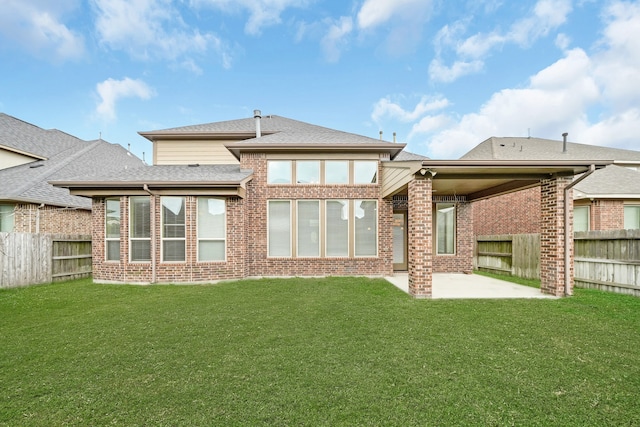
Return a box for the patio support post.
[540,176,573,296]
[408,177,432,298]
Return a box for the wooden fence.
[475,231,640,296]
[0,233,92,289]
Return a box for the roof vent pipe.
[254,110,262,138]
[562,132,568,153]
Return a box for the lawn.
[1,277,639,426]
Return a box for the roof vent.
[562,132,568,153]
[254,109,262,138]
[29,163,44,169]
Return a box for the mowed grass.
[1,277,640,426]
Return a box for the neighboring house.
[0,113,145,233]
[462,136,640,235]
[53,112,609,298]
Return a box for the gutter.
[143,184,157,284]
[563,164,596,296]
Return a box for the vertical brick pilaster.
[540,177,573,296]
[408,177,432,298]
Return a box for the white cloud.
[357,0,428,30]
[507,0,572,46]
[92,0,231,68]
[372,96,450,123]
[95,77,155,122]
[0,0,84,62]
[428,58,484,83]
[192,0,309,35]
[321,17,353,62]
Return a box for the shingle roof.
[574,165,640,199]
[0,113,145,208]
[141,114,401,146]
[461,136,640,161]
[393,150,429,161]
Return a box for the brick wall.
[591,200,625,230]
[12,203,92,234]
[240,153,393,278]
[433,201,473,273]
[408,177,432,297]
[472,187,541,236]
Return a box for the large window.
[574,206,590,232]
[198,197,226,261]
[436,203,456,255]
[0,204,14,232]
[326,200,349,256]
[268,201,291,257]
[162,197,186,262]
[624,205,640,229]
[130,196,151,262]
[297,200,320,257]
[325,161,349,184]
[296,161,320,184]
[354,161,378,184]
[105,199,120,261]
[354,200,377,256]
[267,161,292,184]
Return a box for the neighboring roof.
[574,165,640,200]
[0,113,145,208]
[392,150,429,161]
[461,136,640,161]
[140,114,406,158]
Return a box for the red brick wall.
[13,204,91,234]
[408,177,432,297]
[240,153,393,278]
[433,201,473,273]
[591,200,625,230]
[472,187,541,236]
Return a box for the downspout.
[143,184,157,284]
[563,164,596,295]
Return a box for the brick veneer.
[472,187,541,236]
[13,203,91,234]
[591,200,625,230]
[408,177,432,298]
[539,177,573,296]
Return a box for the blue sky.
[1,0,639,161]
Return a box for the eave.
[225,142,406,160]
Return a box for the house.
[462,136,640,235]
[0,113,146,233]
[52,111,610,298]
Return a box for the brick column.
[540,177,573,296]
[408,177,432,298]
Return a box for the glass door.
[393,212,408,270]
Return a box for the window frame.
[353,161,378,184]
[105,198,120,262]
[354,199,378,257]
[325,199,350,257]
[573,205,590,232]
[267,200,292,257]
[161,196,186,263]
[197,197,226,262]
[624,204,640,230]
[436,203,456,255]
[296,160,320,184]
[0,203,15,233]
[267,160,293,184]
[129,196,151,263]
[296,200,320,257]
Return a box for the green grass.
[2,277,640,426]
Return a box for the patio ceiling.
[383,160,613,200]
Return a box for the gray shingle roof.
[461,136,640,161]
[142,115,400,146]
[574,165,640,199]
[393,150,429,161]
[1,113,145,208]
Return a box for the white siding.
[154,140,239,165]
[0,148,37,170]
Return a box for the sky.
[1,0,639,161]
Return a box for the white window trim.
[436,203,456,256]
[105,198,120,262]
[624,204,640,230]
[129,196,151,263]
[161,196,186,263]
[197,197,227,262]
[574,205,590,232]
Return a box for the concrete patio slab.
[385,273,557,299]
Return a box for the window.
[268,160,292,184]
[0,204,14,232]
[198,197,226,261]
[162,197,186,262]
[326,200,349,256]
[574,206,590,232]
[130,197,151,262]
[354,200,377,256]
[268,201,291,257]
[325,161,349,184]
[436,203,456,255]
[297,200,320,257]
[354,161,378,184]
[296,161,320,184]
[624,205,640,229]
[105,199,120,261]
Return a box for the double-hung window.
[574,206,590,232]
[624,205,640,229]
[436,203,456,255]
[130,196,151,262]
[198,197,226,261]
[105,198,120,261]
[162,196,186,262]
